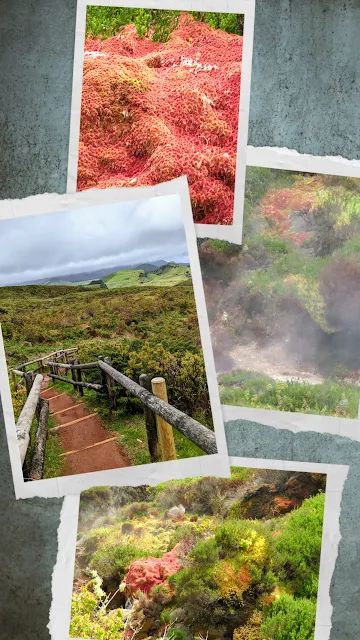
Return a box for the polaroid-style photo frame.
[49,456,348,640]
[202,148,360,433]
[67,0,255,243]
[0,176,230,499]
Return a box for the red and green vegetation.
[78,8,243,224]
[1,276,212,472]
[70,467,326,639]
[199,169,360,418]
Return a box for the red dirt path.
[40,384,130,476]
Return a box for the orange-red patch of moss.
[78,13,243,224]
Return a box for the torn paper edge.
[49,455,348,640]
[66,0,255,242]
[247,145,360,178]
[222,405,360,441]
[0,176,230,500]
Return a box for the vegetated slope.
[199,170,360,418]
[2,281,213,452]
[19,263,191,289]
[78,13,242,224]
[70,468,326,639]
[104,264,191,288]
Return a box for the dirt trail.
[40,381,130,476]
[228,342,325,385]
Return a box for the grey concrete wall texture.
[1,0,360,638]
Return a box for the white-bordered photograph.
[198,149,360,433]
[0,177,229,500]
[67,0,255,243]
[49,455,347,640]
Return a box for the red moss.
[78,14,243,224]
[259,181,319,244]
[123,544,182,595]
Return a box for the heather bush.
[173,519,275,629]
[274,493,325,598]
[261,594,316,640]
[70,572,125,639]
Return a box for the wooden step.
[49,412,98,432]
[59,436,117,457]
[51,403,84,416]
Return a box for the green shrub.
[90,541,152,581]
[86,7,244,40]
[70,575,125,639]
[173,518,275,629]
[261,594,316,640]
[274,493,325,598]
[86,7,180,41]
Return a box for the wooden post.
[139,374,160,462]
[69,359,78,392]
[104,357,116,409]
[74,359,84,396]
[10,369,17,392]
[24,370,35,396]
[151,377,176,461]
[99,355,107,396]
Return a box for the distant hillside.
[104,263,191,289]
[15,259,189,287]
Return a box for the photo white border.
[49,455,348,640]
[66,0,255,243]
[0,176,230,499]
[218,146,360,432]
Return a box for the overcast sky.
[0,195,189,286]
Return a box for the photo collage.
[0,2,356,640]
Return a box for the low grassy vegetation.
[219,370,360,417]
[70,468,326,639]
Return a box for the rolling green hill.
[103,264,191,288]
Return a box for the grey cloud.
[0,195,189,285]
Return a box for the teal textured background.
[1,0,360,638]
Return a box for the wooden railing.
[46,356,217,459]
[98,359,217,457]
[12,350,217,478]
[10,348,78,390]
